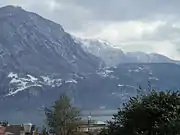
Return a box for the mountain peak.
[0,5,64,31]
[0,5,101,74]
[77,38,179,65]
[0,5,22,10]
[0,5,24,14]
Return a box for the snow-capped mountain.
[76,38,177,66]
[74,38,125,66]
[0,5,101,74]
[0,5,103,123]
[0,5,102,96]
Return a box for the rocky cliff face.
[0,6,102,74]
[0,5,102,97]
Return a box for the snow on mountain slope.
[0,5,101,75]
[76,38,178,66]
[7,72,81,96]
[74,37,125,66]
[7,72,43,96]
[0,5,103,97]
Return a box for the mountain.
[76,38,178,66]
[0,5,103,122]
[0,5,103,96]
[125,52,174,63]
[0,6,180,124]
[3,62,180,124]
[74,38,125,66]
[74,62,180,108]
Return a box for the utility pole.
[87,112,91,133]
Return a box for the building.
[5,125,24,135]
[0,125,6,135]
[77,121,107,133]
[0,123,35,135]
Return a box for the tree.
[101,90,180,135]
[45,93,81,135]
[41,126,47,135]
[0,121,8,127]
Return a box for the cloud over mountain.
[1,0,180,59]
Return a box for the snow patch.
[118,84,136,88]
[7,72,79,96]
[7,72,66,96]
[128,66,144,73]
[41,76,62,87]
[65,79,77,84]
[8,72,18,78]
[99,106,106,109]
[149,76,159,81]
[7,72,42,96]
[97,69,114,78]
[27,74,38,81]
[105,69,114,73]
[7,84,42,96]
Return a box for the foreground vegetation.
[1,89,180,135]
[99,90,180,135]
[44,94,82,135]
[43,90,180,135]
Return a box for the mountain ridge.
[0,5,103,98]
[75,37,179,66]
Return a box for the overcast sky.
[1,0,180,59]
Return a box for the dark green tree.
[45,93,81,135]
[101,90,180,135]
[0,120,8,127]
[41,126,47,135]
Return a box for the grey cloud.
[0,0,93,31]
[56,0,180,21]
[1,0,180,58]
[1,0,180,30]
[142,22,180,41]
[31,3,92,31]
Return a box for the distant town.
[0,120,107,135]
